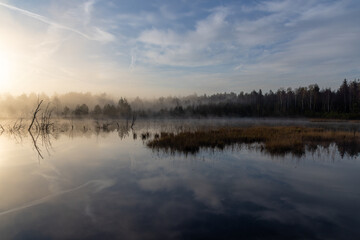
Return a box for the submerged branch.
[131,115,136,129]
[29,130,43,159]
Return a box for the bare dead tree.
[0,124,4,134]
[131,115,136,129]
[28,100,43,131]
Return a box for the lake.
[0,119,359,239]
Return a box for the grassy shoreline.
[147,126,359,156]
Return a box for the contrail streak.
[0,179,114,216]
[0,2,93,40]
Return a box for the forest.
[1,79,360,119]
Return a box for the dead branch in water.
[28,100,55,134]
[28,100,43,131]
[29,130,43,159]
[38,103,54,133]
[7,118,24,134]
[131,115,136,129]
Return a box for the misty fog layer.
[1,79,359,119]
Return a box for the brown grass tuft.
[147,126,360,156]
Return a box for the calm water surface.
[0,119,359,239]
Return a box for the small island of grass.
[147,126,360,156]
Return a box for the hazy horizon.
[0,77,355,100]
[0,0,359,97]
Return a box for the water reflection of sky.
[0,124,359,239]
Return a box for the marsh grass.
[310,118,360,123]
[147,126,360,156]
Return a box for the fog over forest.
[1,79,359,119]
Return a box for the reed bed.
[147,126,360,156]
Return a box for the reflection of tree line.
[1,120,140,160]
[0,99,139,160]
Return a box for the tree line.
[1,79,360,119]
[63,97,132,118]
[134,79,360,119]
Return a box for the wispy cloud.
[0,0,359,96]
[134,0,360,81]
[83,0,95,25]
[129,51,137,71]
[91,27,116,43]
[0,1,115,43]
[137,7,232,67]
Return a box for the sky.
[0,0,359,97]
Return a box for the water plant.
[147,126,360,156]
